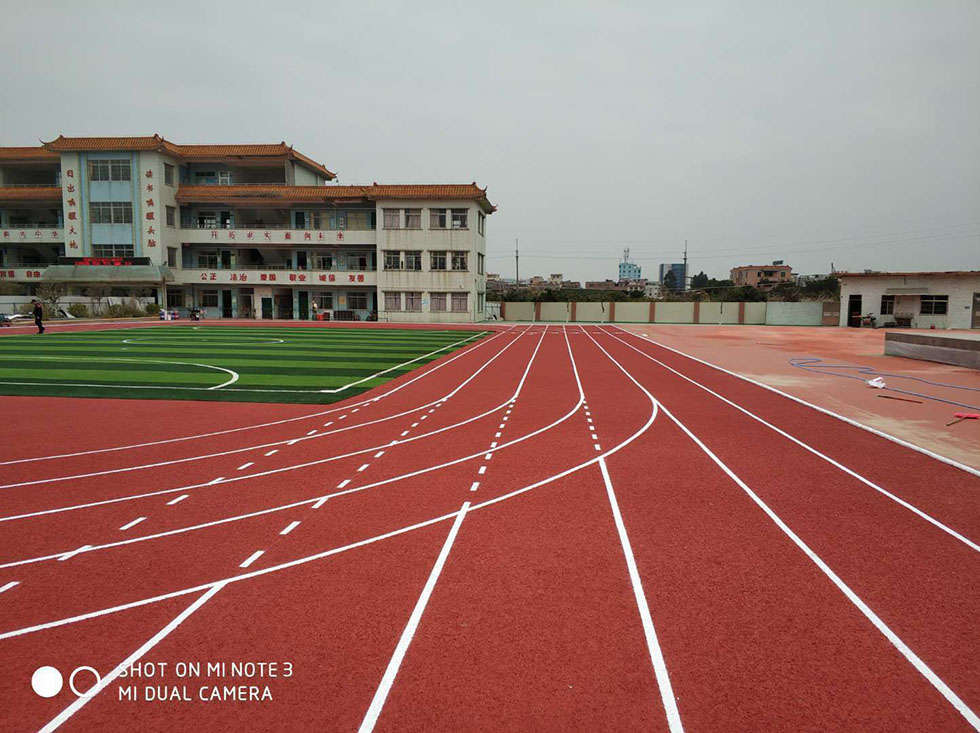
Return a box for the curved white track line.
[598,327,980,553]
[0,329,531,490]
[0,325,660,641]
[0,327,515,466]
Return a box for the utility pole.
[683,240,688,290]
[515,238,520,286]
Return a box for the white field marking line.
[166,495,189,506]
[600,327,980,553]
[338,416,348,420]
[319,333,489,393]
[374,451,385,458]
[280,521,300,536]
[494,432,502,438]
[400,431,409,437]
[306,430,317,436]
[599,457,683,733]
[312,497,328,509]
[484,453,493,460]
[420,415,427,420]
[478,465,487,474]
[358,502,470,733]
[0,581,18,594]
[0,329,562,569]
[38,583,224,733]
[470,481,480,492]
[357,464,370,472]
[239,550,264,568]
[0,326,515,466]
[264,450,278,457]
[58,545,92,561]
[615,326,980,479]
[411,422,419,428]
[323,421,333,428]
[0,328,532,489]
[0,328,547,520]
[236,462,254,471]
[118,517,146,531]
[581,325,980,729]
[594,444,601,451]
[490,441,498,448]
[0,354,240,391]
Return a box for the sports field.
[0,326,486,404]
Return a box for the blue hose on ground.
[788,357,980,411]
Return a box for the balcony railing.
[183,222,377,231]
[1,183,61,188]
[5,222,63,229]
[188,264,377,272]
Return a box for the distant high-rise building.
[619,261,641,280]
[659,263,686,291]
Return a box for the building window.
[478,212,485,235]
[164,163,174,186]
[430,209,447,229]
[383,250,402,270]
[451,292,468,312]
[880,294,895,315]
[92,244,135,258]
[477,253,485,275]
[404,250,422,271]
[201,290,219,308]
[90,201,133,224]
[348,292,368,310]
[315,254,333,270]
[167,247,178,268]
[451,251,468,271]
[405,292,422,312]
[314,292,333,309]
[383,209,401,229]
[430,251,447,270]
[89,159,131,181]
[430,292,447,312]
[168,290,185,307]
[405,209,421,229]
[166,206,176,227]
[197,252,218,268]
[451,208,468,229]
[384,291,402,311]
[920,295,948,315]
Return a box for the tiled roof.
[39,135,335,179]
[0,186,62,201]
[177,183,496,211]
[0,146,60,161]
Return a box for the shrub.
[144,302,161,315]
[67,303,90,318]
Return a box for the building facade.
[0,135,493,322]
[730,263,793,289]
[658,262,686,290]
[837,271,980,329]
[618,261,641,280]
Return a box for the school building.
[0,135,494,322]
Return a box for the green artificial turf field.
[0,326,487,404]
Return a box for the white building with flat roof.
[0,135,494,322]
[837,271,980,329]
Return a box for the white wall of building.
[838,274,979,329]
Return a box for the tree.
[36,282,68,316]
[662,269,677,291]
[85,284,111,314]
[691,271,709,288]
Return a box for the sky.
[1,1,977,282]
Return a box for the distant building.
[659,263,686,291]
[730,262,793,290]
[837,270,980,329]
[644,282,663,298]
[619,261,641,280]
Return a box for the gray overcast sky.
[2,1,977,282]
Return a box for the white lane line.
[337,479,351,489]
[58,545,92,562]
[358,502,470,733]
[166,495,189,506]
[312,497,328,509]
[484,453,493,460]
[428,409,435,414]
[498,423,505,429]
[469,481,480,492]
[357,464,370,472]
[400,431,409,437]
[420,415,428,420]
[286,439,298,446]
[264,450,278,457]
[374,451,385,458]
[478,466,487,475]
[237,462,254,471]
[494,432,502,438]
[0,581,18,595]
[599,457,683,733]
[601,328,980,553]
[502,416,509,422]
[594,444,602,451]
[207,477,225,485]
[307,430,317,436]
[119,517,146,531]
[339,415,348,420]
[591,433,598,440]
[490,441,498,448]
[352,408,360,413]
[280,521,301,536]
[411,422,419,428]
[239,550,264,568]
[38,584,224,733]
[587,418,593,424]
[323,422,334,428]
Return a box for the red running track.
[0,324,977,732]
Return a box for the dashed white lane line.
[502,416,509,421]
[498,423,505,429]
[119,517,146,531]
[339,415,348,420]
[166,494,189,506]
[208,477,225,485]
[591,433,598,440]
[352,408,360,413]
[323,421,334,428]
[307,430,318,436]
[312,497,328,509]
[400,431,409,437]
[287,439,298,446]
[58,545,92,562]
[427,409,435,414]
[374,451,385,458]
[337,479,351,489]
[490,441,498,448]
[411,422,419,428]
[594,443,602,451]
[237,462,254,471]
[478,466,487,475]
[494,432,502,438]
[420,415,428,420]
[469,481,480,492]
[0,581,18,595]
[280,521,301,536]
[239,550,264,568]
[264,450,278,457]
[484,453,493,460]
[357,464,370,472]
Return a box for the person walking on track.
[32,299,44,334]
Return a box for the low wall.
[498,300,836,326]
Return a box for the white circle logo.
[31,666,63,698]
